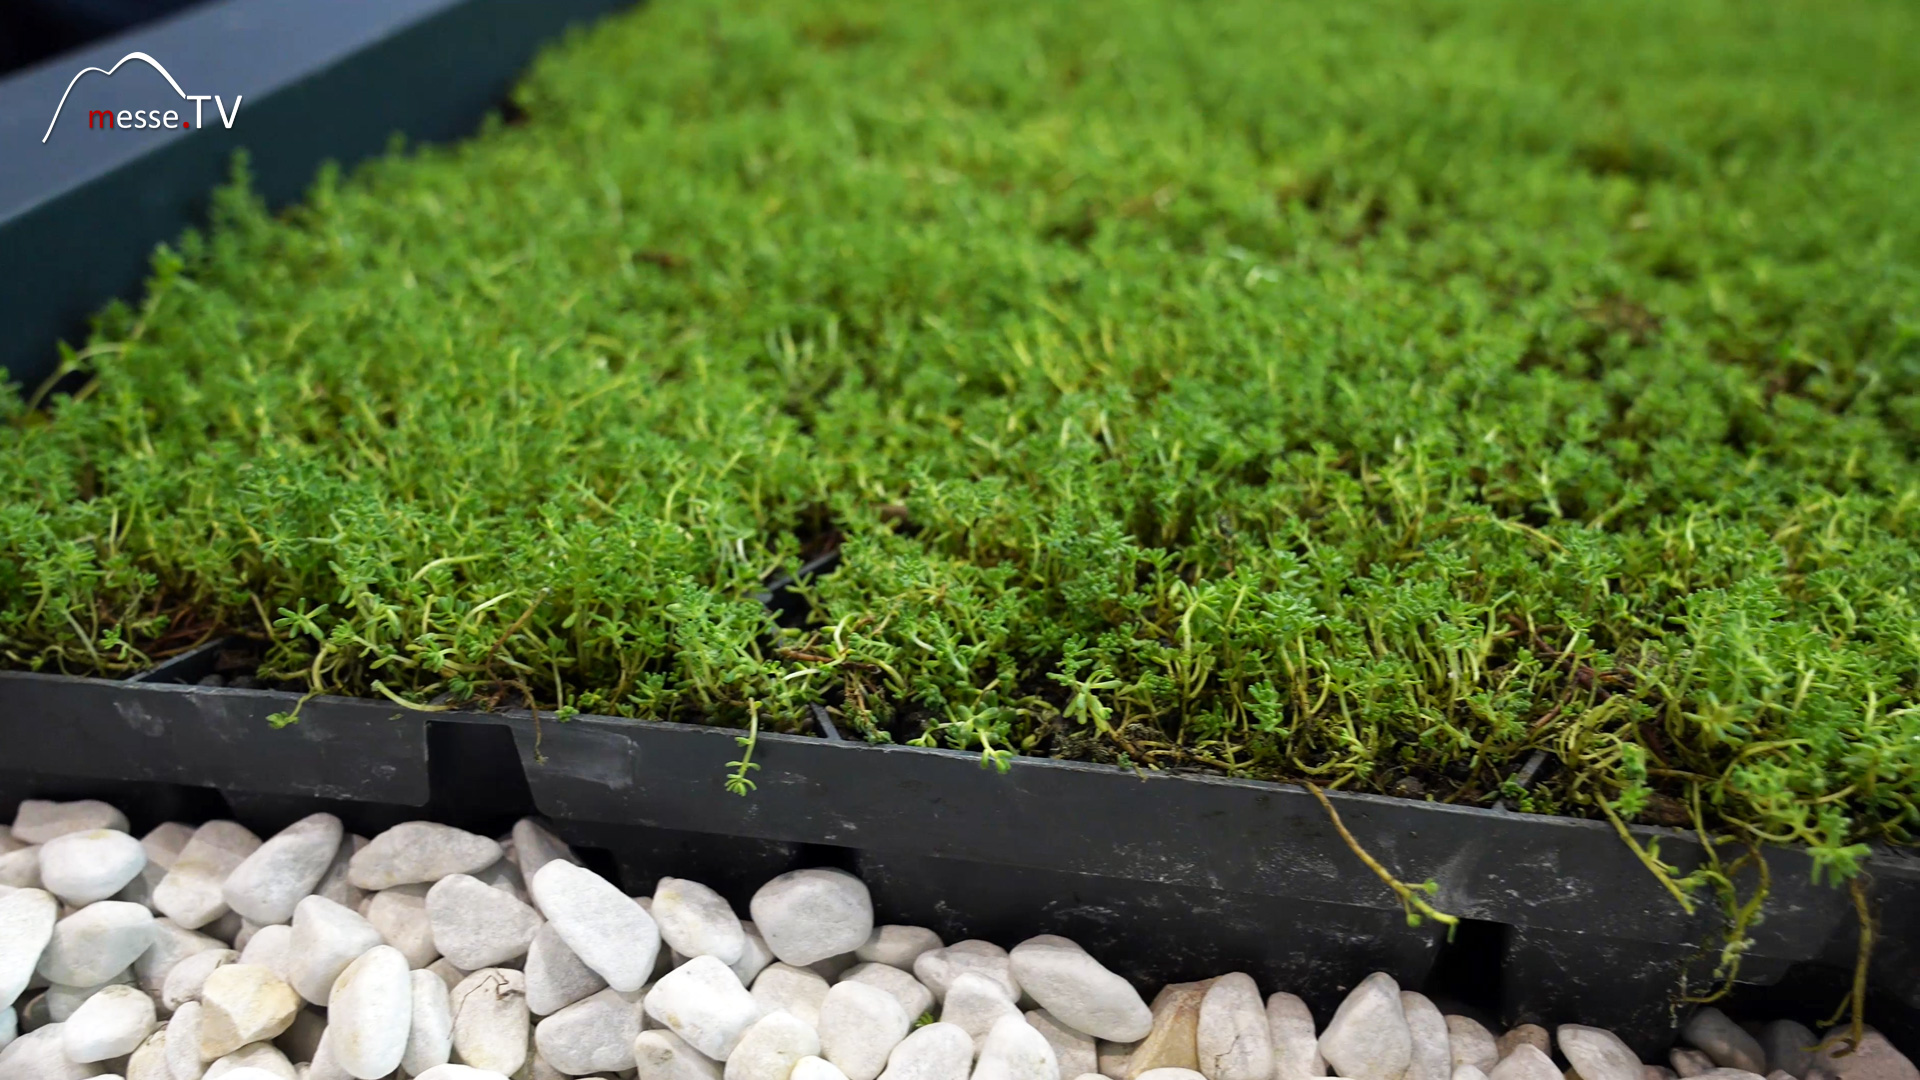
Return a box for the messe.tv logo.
[41,52,242,143]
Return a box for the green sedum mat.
[4,0,1918,878]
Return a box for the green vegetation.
[4,0,1918,879]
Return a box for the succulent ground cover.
[3,0,1919,882]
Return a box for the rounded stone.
[37,902,156,989]
[327,946,412,1079]
[749,870,874,968]
[535,986,642,1075]
[1316,972,1410,1080]
[0,888,59,1009]
[644,954,762,1060]
[200,963,301,1059]
[753,964,832,1029]
[856,928,943,972]
[975,1014,1060,1080]
[634,1029,724,1080]
[1196,974,1271,1080]
[654,878,747,966]
[820,980,912,1080]
[37,830,147,907]
[348,823,501,891]
[725,1009,821,1080]
[1559,1025,1645,1080]
[285,895,383,1005]
[62,983,157,1061]
[220,815,343,927]
[843,963,934,1023]
[914,942,1020,1005]
[877,1022,974,1080]
[162,949,237,1012]
[403,968,455,1076]
[449,968,531,1076]
[1268,993,1327,1080]
[426,874,541,970]
[531,861,661,993]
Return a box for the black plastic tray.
[2,661,1913,1054]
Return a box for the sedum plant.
[2,0,1918,891]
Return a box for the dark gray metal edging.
[0,0,635,392]
[5,667,1909,966]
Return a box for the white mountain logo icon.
[42,51,242,143]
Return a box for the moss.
[4,0,1919,874]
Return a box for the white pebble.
[844,964,934,1022]
[348,823,500,891]
[62,983,156,1061]
[634,1028,724,1080]
[214,1068,295,1080]
[749,870,874,968]
[162,950,236,1011]
[220,815,342,927]
[799,1055,857,1080]
[915,942,1020,1005]
[1316,973,1410,1080]
[285,896,383,1005]
[134,918,226,995]
[450,968,530,1076]
[1,887,58,1008]
[821,980,912,1080]
[974,1014,1059,1080]
[200,963,301,1059]
[526,921,606,1016]
[1559,1026,1645,1080]
[1447,1017,1498,1073]
[1137,1071,1207,1080]
[1455,1066,1490,1080]
[644,954,762,1060]
[729,923,776,987]
[878,1022,975,1080]
[11,800,129,844]
[655,878,747,965]
[426,875,541,970]
[37,901,156,988]
[154,823,262,930]
[47,972,130,1024]
[0,1022,111,1079]
[165,1000,206,1080]
[364,884,436,969]
[943,972,1024,1052]
[857,928,943,972]
[418,1067,513,1080]
[403,969,454,1076]
[535,986,642,1075]
[0,847,40,889]
[125,1028,168,1080]
[206,1043,296,1080]
[531,861,661,993]
[326,946,412,1077]
[1266,993,1325,1080]
[37,830,146,907]
[1399,993,1449,1080]
[1028,1009,1098,1080]
[754,964,832,1029]
[237,925,291,980]
[1009,938,1146,1046]
[1195,974,1270,1080]
[417,1067,513,1080]
[511,820,579,883]
[1490,1046,1562,1080]
[313,835,368,912]
[725,1009,821,1080]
